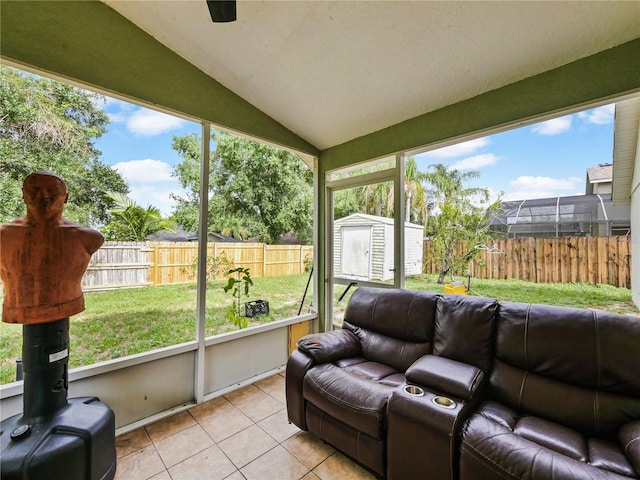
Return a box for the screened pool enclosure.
[488,193,631,238]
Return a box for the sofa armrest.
[406,354,484,401]
[620,420,640,476]
[285,349,315,430]
[297,329,361,364]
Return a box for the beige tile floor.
[114,373,377,480]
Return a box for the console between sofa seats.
[387,355,485,479]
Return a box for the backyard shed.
[333,214,424,281]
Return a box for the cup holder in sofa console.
[432,395,456,409]
[403,385,424,396]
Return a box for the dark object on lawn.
[246,299,270,318]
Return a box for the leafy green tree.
[423,164,502,283]
[170,133,203,232]
[0,65,129,226]
[102,193,175,241]
[171,131,313,244]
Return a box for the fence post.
[299,245,304,274]
[152,243,159,286]
[263,244,267,277]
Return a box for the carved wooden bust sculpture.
[0,172,104,324]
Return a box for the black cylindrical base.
[0,318,116,479]
[0,397,116,480]
[22,318,70,421]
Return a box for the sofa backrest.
[432,294,498,372]
[343,287,439,371]
[491,302,640,439]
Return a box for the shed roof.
[335,213,423,229]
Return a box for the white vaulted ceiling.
[102,1,640,150]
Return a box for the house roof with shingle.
[587,164,613,184]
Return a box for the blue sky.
[95,95,615,216]
[414,104,615,203]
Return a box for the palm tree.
[404,157,428,224]
[421,164,500,283]
[105,192,175,241]
[218,215,250,240]
[422,164,488,208]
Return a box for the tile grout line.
[117,375,362,480]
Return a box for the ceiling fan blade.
[206,0,237,23]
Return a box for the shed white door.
[341,225,371,279]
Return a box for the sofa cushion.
[460,401,637,479]
[303,363,397,440]
[344,322,431,371]
[433,294,497,371]
[620,420,640,476]
[514,416,587,461]
[335,356,398,381]
[334,357,406,386]
[344,287,438,342]
[497,302,640,395]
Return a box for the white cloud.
[126,184,184,217]
[421,137,490,159]
[503,175,582,201]
[450,153,500,170]
[126,109,186,136]
[113,159,174,183]
[112,160,184,216]
[578,104,614,125]
[531,116,572,136]
[107,111,127,123]
[102,98,136,124]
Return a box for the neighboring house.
[147,228,243,242]
[611,97,640,309]
[489,160,631,238]
[488,193,630,238]
[333,213,424,281]
[586,163,613,194]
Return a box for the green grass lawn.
[1,273,637,384]
[405,274,638,315]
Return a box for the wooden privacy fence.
[83,242,313,290]
[423,236,632,288]
[84,242,153,290]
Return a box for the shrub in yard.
[223,267,253,329]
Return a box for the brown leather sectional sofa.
[285,287,640,479]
